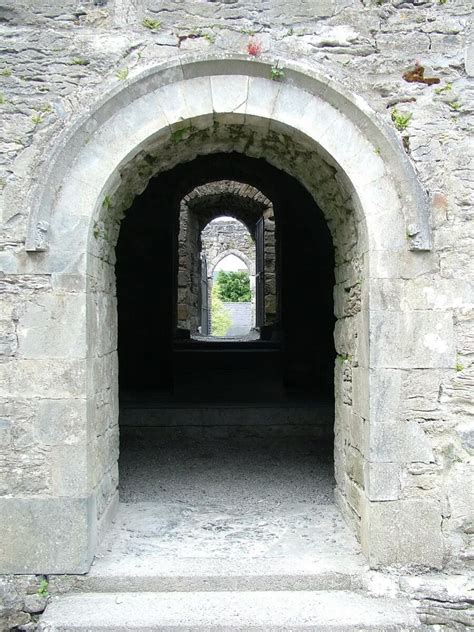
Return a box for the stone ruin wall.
[0,1,473,628]
[201,218,255,273]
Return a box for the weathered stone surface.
[23,593,47,614]
[400,575,474,630]
[362,499,444,569]
[0,0,471,601]
[17,293,87,359]
[0,496,96,573]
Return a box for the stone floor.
[42,438,434,630]
[90,438,365,581]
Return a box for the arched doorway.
[10,54,443,575]
[209,246,254,338]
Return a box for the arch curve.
[181,179,272,234]
[209,248,255,277]
[24,52,431,252]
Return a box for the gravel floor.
[94,438,362,567]
[119,437,335,506]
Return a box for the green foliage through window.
[215,270,251,303]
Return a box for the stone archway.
[3,54,451,575]
[209,249,255,278]
[176,180,268,334]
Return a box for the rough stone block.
[0,496,96,574]
[362,499,444,568]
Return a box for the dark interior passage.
[116,153,335,494]
[116,153,335,410]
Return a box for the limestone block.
[0,360,86,399]
[92,293,118,358]
[51,444,89,497]
[90,352,119,399]
[364,462,401,501]
[369,251,401,280]
[399,251,440,280]
[370,310,455,369]
[0,446,51,497]
[17,294,87,359]
[346,446,364,487]
[404,278,473,311]
[345,476,364,517]
[369,368,402,425]
[359,178,406,252]
[87,257,115,295]
[52,273,87,293]
[181,76,214,130]
[35,399,87,446]
[245,77,281,132]
[211,75,248,124]
[369,278,403,311]
[156,81,192,130]
[368,420,434,465]
[361,498,444,568]
[0,496,96,574]
[349,413,367,455]
[270,83,316,137]
[352,367,369,419]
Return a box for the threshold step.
[39,590,424,631]
[56,557,365,593]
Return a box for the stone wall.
[0,0,472,592]
[202,219,254,272]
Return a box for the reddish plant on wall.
[247,39,262,57]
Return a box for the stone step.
[39,590,424,631]
[51,557,365,594]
